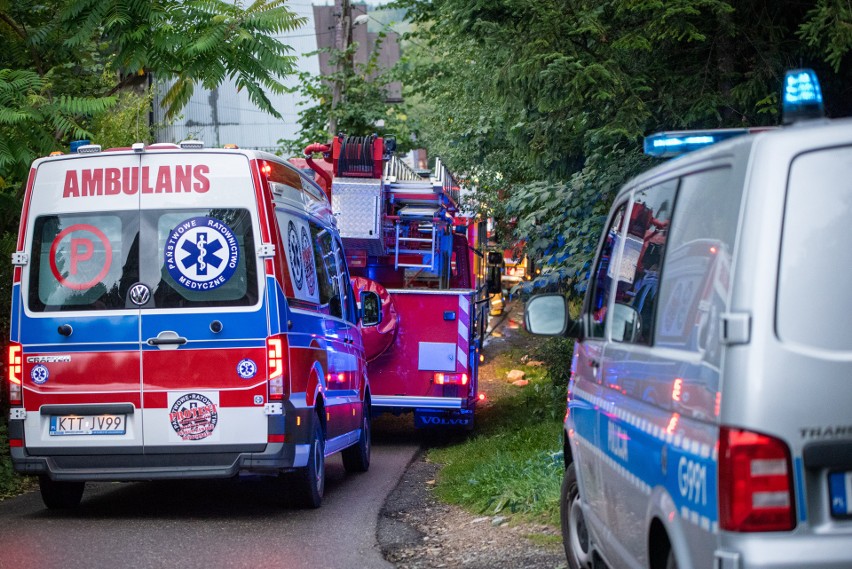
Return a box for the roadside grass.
[0,423,34,500]
[428,343,569,528]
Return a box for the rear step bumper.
[11,441,309,481]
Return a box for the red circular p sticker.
[49,224,113,290]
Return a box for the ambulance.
[7,141,380,509]
[527,70,852,568]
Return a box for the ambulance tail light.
[434,372,468,386]
[718,426,795,532]
[7,341,22,405]
[267,335,289,400]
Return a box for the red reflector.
[9,439,22,448]
[719,427,795,532]
[268,434,285,443]
[478,393,486,401]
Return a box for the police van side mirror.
[360,291,382,327]
[525,294,569,335]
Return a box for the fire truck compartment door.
[418,342,457,371]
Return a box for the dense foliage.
[394,0,852,297]
[0,0,304,192]
[0,0,304,415]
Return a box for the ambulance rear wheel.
[294,419,325,509]
[342,405,371,473]
[561,463,591,569]
[39,476,84,509]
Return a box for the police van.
[7,141,380,509]
[526,70,852,568]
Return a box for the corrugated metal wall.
[153,1,320,154]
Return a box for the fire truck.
[297,135,490,429]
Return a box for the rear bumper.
[372,395,464,410]
[11,442,310,482]
[715,531,852,569]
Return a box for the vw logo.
[129,283,151,306]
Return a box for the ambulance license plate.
[828,471,852,518]
[49,414,126,436]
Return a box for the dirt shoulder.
[376,300,567,569]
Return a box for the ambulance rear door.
[136,151,270,450]
[19,153,144,451]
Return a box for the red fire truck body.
[300,136,486,428]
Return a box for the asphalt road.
[0,439,419,569]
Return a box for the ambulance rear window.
[29,212,139,312]
[144,208,258,308]
[27,208,258,312]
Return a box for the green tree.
[395,0,852,297]
[0,0,305,190]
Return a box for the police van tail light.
[266,335,289,400]
[7,341,22,405]
[434,372,468,386]
[719,427,795,532]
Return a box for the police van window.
[611,180,677,344]
[778,145,852,351]
[145,208,258,308]
[588,203,627,338]
[29,212,138,312]
[656,167,737,355]
[310,224,344,318]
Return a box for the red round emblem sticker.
[49,224,113,290]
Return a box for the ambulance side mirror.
[360,291,382,327]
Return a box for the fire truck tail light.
[719,426,795,532]
[7,342,22,405]
[434,372,468,385]
[267,336,287,400]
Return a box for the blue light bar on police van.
[643,128,755,158]
[782,68,824,124]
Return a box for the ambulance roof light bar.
[782,68,824,124]
[76,144,102,154]
[179,140,205,150]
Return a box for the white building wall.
[153,1,320,154]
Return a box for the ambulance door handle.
[148,337,187,346]
[147,331,187,347]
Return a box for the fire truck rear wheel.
[342,405,371,473]
[39,476,84,509]
[294,418,325,508]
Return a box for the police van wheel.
[561,464,591,569]
[342,406,371,473]
[39,476,84,509]
[295,420,325,508]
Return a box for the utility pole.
[330,0,352,136]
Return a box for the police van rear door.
[136,151,269,450]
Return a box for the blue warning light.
[782,69,824,124]
[643,129,755,158]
